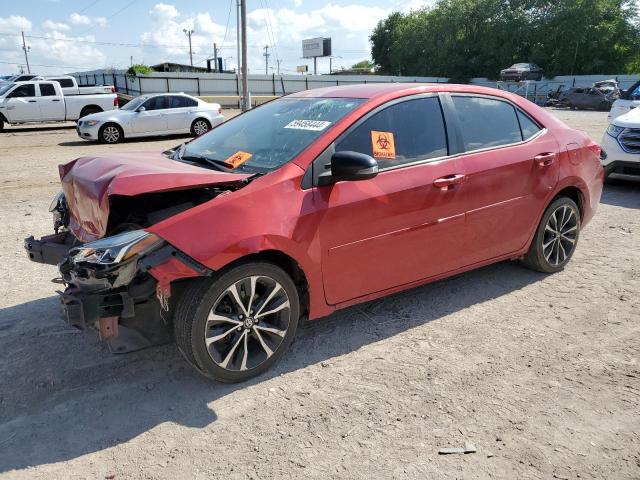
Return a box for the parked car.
[25,84,603,383]
[499,63,544,82]
[608,79,640,121]
[0,81,118,130]
[556,84,620,111]
[600,106,640,180]
[76,93,223,143]
[42,75,115,95]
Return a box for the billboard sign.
[302,37,331,58]
[296,65,309,73]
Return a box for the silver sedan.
[76,93,224,143]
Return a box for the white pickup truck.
[0,80,118,130]
[42,75,115,96]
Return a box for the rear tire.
[521,196,581,273]
[80,106,101,118]
[174,262,300,383]
[0,117,4,132]
[99,123,123,144]
[191,118,211,137]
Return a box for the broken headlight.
[71,230,164,265]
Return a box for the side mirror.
[137,106,146,112]
[318,151,379,186]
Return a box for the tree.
[127,64,154,76]
[370,0,640,79]
[351,60,375,71]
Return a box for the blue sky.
[0,0,431,75]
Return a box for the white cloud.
[69,12,107,27]
[399,0,436,13]
[0,15,105,74]
[43,20,70,31]
[139,2,391,74]
[0,15,32,32]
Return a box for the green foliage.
[371,0,640,79]
[351,60,375,70]
[127,64,154,76]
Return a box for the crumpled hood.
[60,151,249,242]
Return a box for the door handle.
[534,152,556,166]
[28,100,37,103]
[433,174,466,189]
[52,99,61,102]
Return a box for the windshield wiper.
[178,154,229,172]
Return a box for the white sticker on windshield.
[284,119,332,131]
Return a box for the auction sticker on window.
[371,131,396,159]
[284,119,332,131]
[224,151,252,169]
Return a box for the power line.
[0,59,93,69]
[76,0,139,36]
[219,0,234,50]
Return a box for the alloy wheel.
[193,120,209,136]
[542,204,578,266]
[204,275,291,372]
[103,126,120,143]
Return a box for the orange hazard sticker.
[224,151,252,168]
[371,131,396,159]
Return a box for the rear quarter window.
[452,96,522,150]
[516,110,541,140]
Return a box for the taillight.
[218,107,223,114]
[114,96,119,109]
[587,142,601,158]
[111,86,116,93]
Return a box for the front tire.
[80,106,102,118]
[191,118,211,137]
[174,262,300,383]
[99,123,123,144]
[521,196,581,273]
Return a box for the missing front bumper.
[24,231,76,265]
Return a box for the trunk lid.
[60,151,249,242]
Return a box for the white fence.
[71,69,448,99]
[71,69,639,106]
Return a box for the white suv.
[608,80,640,122]
[601,106,640,180]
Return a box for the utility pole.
[313,57,317,76]
[21,31,31,74]
[263,45,270,75]
[236,0,242,107]
[240,0,250,111]
[276,59,282,75]
[213,42,218,72]
[183,29,195,66]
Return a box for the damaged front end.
[24,152,251,352]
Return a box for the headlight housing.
[84,120,100,127]
[71,230,164,265]
[606,124,624,138]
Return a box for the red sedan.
[25,84,604,382]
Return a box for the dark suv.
[500,63,543,82]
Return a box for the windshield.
[0,83,15,96]
[180,97,364,173]
[513,63,529,68]
[121,96,148,111]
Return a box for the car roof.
[288,82,517,101]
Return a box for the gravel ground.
[0,109,638,479]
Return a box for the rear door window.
[39,83,57,96]
[335,96,448,170]
[8,84,35,98]
[169,96,197,108]
[452,96,522,151]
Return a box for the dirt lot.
[0,109,638,479]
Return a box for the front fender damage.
[59,243,211,353]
